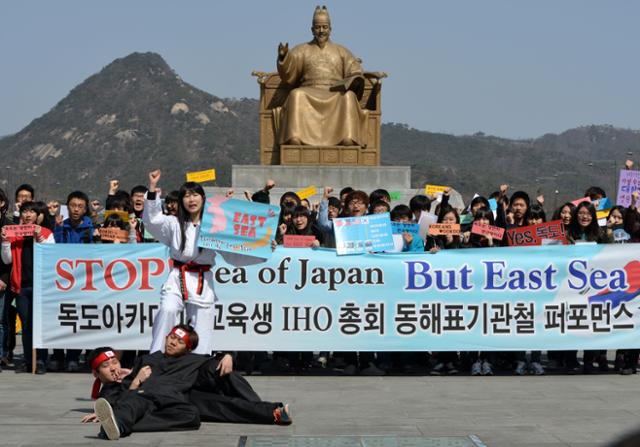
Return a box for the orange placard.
[99,227,129,243]
[427,223,460,236]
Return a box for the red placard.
[4,224,37,239]
[283,235,317,248]
[99,227,129,243]
[428,223,460,236]
[471,222,505,240]
[505,220,567,246]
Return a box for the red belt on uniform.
[172,260,211,301]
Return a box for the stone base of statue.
[204,164,414,205]
[280,145,378,165]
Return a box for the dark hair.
[438,205,460,224]
[584,186,606,200]
[130,185,148,196]
[369,189,390,204]
[552,202,576,221]
[279,204,296,225]
[292,205,312,219]
[171,324,199,351]
[339,187,354,198]
[87,347,117,370]
[409,195,431,213]
[103,213,127,230]
[107,191,132,213]
[66,190,90,211]
[280,191,301,208]
[0,187,8,217]
[570,201,600,242]
[470,196,491,212]
[15,184,34,201]
[344,190,369,210]
[527,203,546,224]
[607,205,627,223]
[509,191,530,208]
[327,197,341,210]
[390,204,413,221]
[165,190,180,203]
[473,207,495,225]
[177,182,205,253]
[369,200,390,214]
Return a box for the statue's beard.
[314,34,329,47]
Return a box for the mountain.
[0,52,259,199]
[0,51,638,206]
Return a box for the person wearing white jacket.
[143,170,261,357]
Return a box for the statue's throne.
[252,71,387,166]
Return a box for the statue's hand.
[278,42,289,60]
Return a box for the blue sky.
[1,1,638,139]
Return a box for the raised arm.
[142,169,178,245]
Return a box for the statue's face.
[311,20,331,45]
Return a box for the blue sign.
[334,213,394,255]
[198,197,280,259]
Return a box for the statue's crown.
[312,5,331,24]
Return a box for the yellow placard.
[103,210,130,223]
[186,169,216,183]
[425,184,447,196]
[596,209,610,220]
[295,186,317,200]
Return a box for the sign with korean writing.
[283,235,317,248]
[99,227,129,243]
[428,223,460,236]
[391,222,419,236]
[471,222,505,240]
[618,170,640,207]
[186,168,216,183]
[3,224,37,239]
[506,220,567,246]
[34,243,640,351]
[33,243,169,349]
[295,186,317,200]
[334,213,394,255]
[198,197,280,259]
[425,184,447,196]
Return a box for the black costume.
[100,351,208,437]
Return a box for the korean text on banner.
[425,184,447,196]
[618,170,640,207]
[34,244,640,352]
[186,169,216,183]
[391,222,419,236]
[198,197,280,259]
[471,222,505,240]
[33,243,170,350]
[334,213,394,255]
[428,223,460,236]
[506,220,567,246]
[283,235,317,248]
[99,227,129,243]
[3,224,37,239]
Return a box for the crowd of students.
[1,163,639,377]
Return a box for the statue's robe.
[275,40,369,147]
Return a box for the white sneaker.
[530,362,545,376]
[95,398,120,440]
[514,361,527,376]
[471,361,482,376]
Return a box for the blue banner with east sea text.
[34,243,640,351]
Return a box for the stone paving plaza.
[1,369,639,447]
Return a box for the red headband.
[91,350,116,371]
[90,350,116,399]
[169,327,192,350]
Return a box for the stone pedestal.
[280,145,378,166]
[231,164,411,190]
[204,164,416,206]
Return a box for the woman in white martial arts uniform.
[143,170,261,355]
